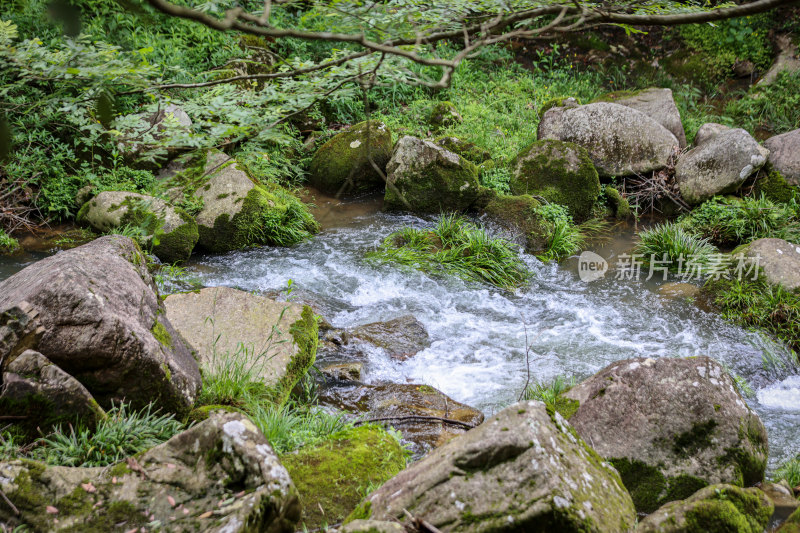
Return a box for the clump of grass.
[366,214,531,290]
[31,403,185,467]
[535,203,609,263]
[0,228,19,253]
[679,195,800,247]
[725,69,800,135]
[249,402,353,454]
[635,222,718,273]
[521,375,580,419]
[152,263,203,295]
[774,456,800,487]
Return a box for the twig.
[354,415,476,430]
[0,488,19,516]
[0,416,26,421]
[403,509,444,533]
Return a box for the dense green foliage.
[774,455,800,487]
[367,215,532,290]
[635,222,719,273]
[535,203,608,262]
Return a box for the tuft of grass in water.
[535,203,609,263]
[32,403,185,467]
[774,456,800,487]
[635,222,718,273]
[0,228,19,253]
[679,195,800,247]
[366,214,531,290]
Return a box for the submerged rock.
[318,382,483,455]
[760,481,800,525]
[0,412,301,532]
[509,139,601,221]
[383,136,481,213]
[308,120,393,196]
[537,102,679,177]
[77,190,198,263]
[353,401,636,532]
[593,88,687,148]
[350,315,431,361]
[675,128,768,205]
[764,128,800,186]
[282,426,406,530]
[563,356,768,513]
[320,362,363,381]
[637,484,773,533]
[0,236,201,414]
[164,286,318,405]
[740,238,800,291]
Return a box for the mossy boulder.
[538,102,679,178]
[77,190,198,263]
[434,136,491,164]
[384,136,481,213]
[190,151,318,252]
[480,193,549,253]
[0,412,301,532]
[637,484,774,533]
[591,88,686,148]
[348,315,430,361]
[764,128,800,186]
[564,357,768,514]
[694,122,731,146]
[281,426,406,530]
[537,96,580,119]
[428,101,462,129]
[603,186,631,219]
[355,401,637,532]
[780,506,800,533]
[509,140,601,222]
[308,120,393,196]
[164,286,318,405]
[752,165,800,204]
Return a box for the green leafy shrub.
[0,229,19,253]
[535,203,608,263]
[366,214,532,290]
[635,222,718,273]
[479,166,512,195]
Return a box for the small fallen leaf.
[182,508,190,515]
[167,495,176,507]
[81,482,96,493]
[234,491,245,498]
[124,529,138,533]
[112,476,118,484]
[166,463,176,469]
[46,506,59,514]
[199,511,213,519]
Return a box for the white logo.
[578,251,608,282]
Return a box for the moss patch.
[282,426,406,530]
[266,305,319,405]
[151,318,174,349]
[481,193,549,254]
[609,457,709,514]
[752,165,800,204]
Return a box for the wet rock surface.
[742,238,800,291]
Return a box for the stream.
[1,193,798,469]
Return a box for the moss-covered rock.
[428,101,462,129]
[752,165,800,204]
[308,120,393,195]
[537,96,580,119]
[637,484,774,533]
[509,140,601,222]
[779,506,800,533]
[434,136,491,164]
[764,128,800,187]
[192,151,318,252]
[282,426,406,530]
[604,186,631,219]
[384,136,481,213]
[480,193,549,253]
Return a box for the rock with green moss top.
[591,88,686,148]
[563,356,768,514]
[193,151,319,252]
[1,350,105,432]
[428,101,462,129]
[738,238,800,291]
[0,236,201,415]
[764,128,800,186]
[637,484,774,533]
[77,190,198,263]
[354,400,636,532]
[603,186,631,219]
[753,165,800,203]
[538,96,580,119]
[342,519,405,533]
[780,506,800,533]
[509,140,601,222]
[384,136,481,213]
[164,286,318,405]
[0,411,300,532]
[538,102,679,178]
[308,120,393,196]
[282,426,406,530]
[480,193,549,253]
[434,136,492,164]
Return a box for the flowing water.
[1,195,798,469]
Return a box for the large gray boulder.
[164,287,318,405]
[537,102,679,177]
[77,190,198,263]
[383,136,481,213]
[675,128,769,205]
[694,122,731,146]
[764,128,800,186]
[354,401,637,532]
[563,356,768,513]
[0,236,201,414]
[595,88,687,148]
[0,412,301,532]
[742,238,800,291]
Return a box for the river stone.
[342,520,405,533]
[758,35,800,86]
[0,236,201,414]
[764,128,800,186]
[77,190,199,263]
[308,120,393,196]
[164,286,318,405]
[594,88,687,148]
[318,382,483,456]
[694,122,731,146]
[383,136,481,213]
[355,400,636,532]
[675,128,769,205]
[563,356,768,514]
[1,350,105,429]
[781,506,800,533]
[350,315,430,360]
[537,102,679,177]
[509,139,600,221]
[321,362,363,381]
[479,193,549,254]
[637,484,773,533]
[741,238,800,291]
[0,412,301,532]
[193,150,318,252]
[760,481,800,524]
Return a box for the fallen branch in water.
[354,415,476,430]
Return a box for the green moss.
[509,140,600,222]
[345,500,373,523]
[603,186,631,219]
[151,318,174,349]
[609,458,708,514]
[428,101,462,128]
[151,209,198,263]
[264,305,319,406]
[435,136,491,163]
[3,461,48,529]
[282,426,406,530]
[752,165,800,204]
[672,420,718,458]
[781,507,800,533]
[538,97,580,119]
[187,404,242,423]
[674,485,774,533]
[684,499,753,532]
[58,483,95,516]
[481,194,549,253]
[664,474,708,503]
